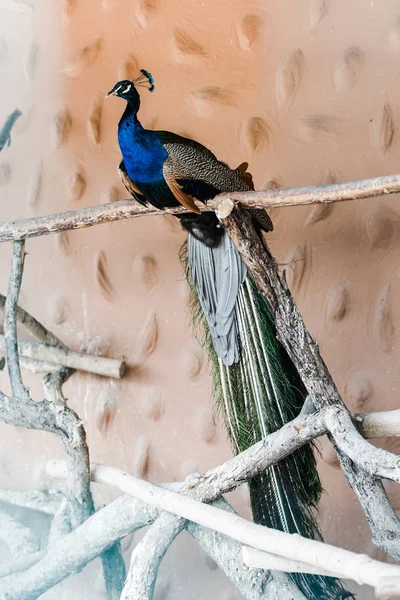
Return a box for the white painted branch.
[356,409,400,438]
[46,461,400,595]
[5,403,399,599]
[326,407,400,482]
[0,488,62,515]
[48,498,71,545]
[121,512,184,600]
[16,356,61,374]
[242,547,343,578]
[0,335,125,379]
[0,551,45,578]
[188,500,306,600]
[0,509,40,558]
[0,495,156,599]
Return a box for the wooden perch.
[47,460,400,597]
[0,173,399,242]
[0,334,125,379]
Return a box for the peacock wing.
[118,160,148,206]
[158,130,252,194]
[162,156,202,214]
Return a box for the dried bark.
[0,173,399,242]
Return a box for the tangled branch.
[1,173,400,599]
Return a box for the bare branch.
[0,294,66,347]
[0,488,62,515]
[48,498,71,544]
[356,409,400,438]
[3,241,27,399]
[242,547,343,578]
[1,249,126,599]
[326,408,400,482]
[335,449,400,561]
[0,495,155,600]
[188,499,306,600]
[2,174,400,599]
[0,291,75,403]
[0,551,45,579]
[121,512,184,600]
[0,335,126,379]
[2,399,398,600]
[0,509,40,558]
[216,199,400,561]
[0,173,400,242]
[47,460,400,597]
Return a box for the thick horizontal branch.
[0,495,155,600]
[356,409,400,438]
[2,404,398,599]
[0,173,400,242]
[242,547,342,578]
[0,335,125,379]
[47,461,400,596]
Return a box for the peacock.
[107,70,352,599]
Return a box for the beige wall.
[1,1,400,598]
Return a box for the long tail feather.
[180,235,353,600]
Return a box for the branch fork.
[1,173,400,599]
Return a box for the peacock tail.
[180,236,354,600]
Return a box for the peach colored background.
[1,1,400,598]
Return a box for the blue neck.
[118,101,167,185]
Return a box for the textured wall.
[1,1,400,598]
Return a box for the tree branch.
[0,495,155,600]
[0,509,40,558]
[121,512,185,600]
[2,401,398,599]
[2,174,400,599]
[0,291,75,403]
[216,198,400,562]
[47,460,400,597]
[0,246,125,597]
[0,488,62,515]
[189,532,304,599]
[0,334,125,379]
[3,241,27,399]
[0,173,400,242]
[188,499,305,600]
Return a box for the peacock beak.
[106,83,122,98]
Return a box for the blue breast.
[118,117,167,185]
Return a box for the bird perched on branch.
[108,70,352,600]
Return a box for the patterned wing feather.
[162,157,201,213]
[118,161,147,206]
[158,131,251,194]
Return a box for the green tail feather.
[180,242,353,600]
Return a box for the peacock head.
[106,69,154,111]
